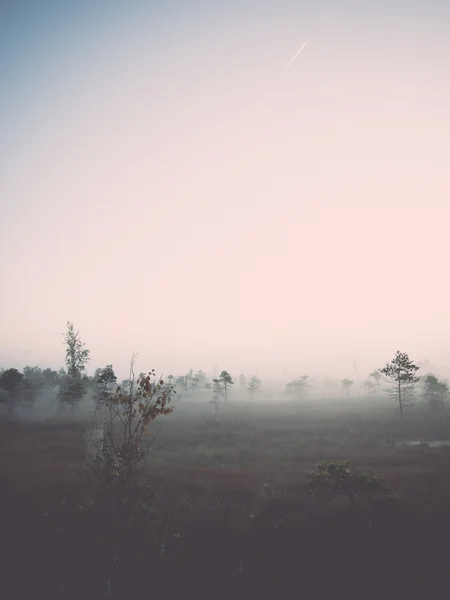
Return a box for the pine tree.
[380,351,420,420]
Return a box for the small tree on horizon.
[195,370,208,388]
[380,351,420,420]
[436,379,449,409]
[218,370,234,402]
[191,373,200,390]
[0,368,24,419]
[286,375,310,400]
[42,368,60,389]
[22,366,45,395]
[58,321,90,415]
[364,379,376,397]
[174,375,185,390]
[210,378,224,420]
[247,376,261,399]
[93,365,117,414]
[421,373,449,411]
[341,379,354,397]
[369,369,382,393]
[184,368,194,392]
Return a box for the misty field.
[2,395,450,600]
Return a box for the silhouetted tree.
[218,370,234,402]
[194,370,208,388]
[421,374,448,411]
[286,375,309,399]
[210,378,223,420]
[341,379,354,397]
[93,365,117,412]
[380,351,420,420]
[364,379,376,397]
[23,366,44,394]
[247,376,261,398]
[42,368,60,389]
[183,368,194,392]
[0,368,24,418]
[96,365,117,388]
[58,321,90,415]
[369,369,382,393]
[191,374,200,390]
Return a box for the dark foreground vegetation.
[2,397,450,600]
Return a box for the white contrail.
[280,40,308,77]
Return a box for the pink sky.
[1,3,449,380]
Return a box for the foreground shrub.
[83,357,175,597]
[306,460,392,503]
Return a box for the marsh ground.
[2,395,450,599]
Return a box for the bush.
[83,364,175,597]
[306,460,391,502]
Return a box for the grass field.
[2,394,450,599]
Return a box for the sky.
[1,0,450,381]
